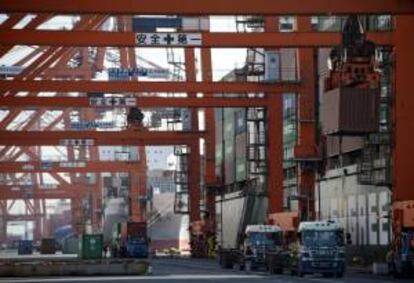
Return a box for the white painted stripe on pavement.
[0,274,264,283]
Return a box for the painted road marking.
[0,274,265,283]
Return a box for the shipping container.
[215,118,223,179]
[224,112,235,185]
[281,49,298,81]
[322,87,380,135]
[235,132,247,182]
[132,17,182,32]
[40,238,56,254]
[62,237,79,255]
[81,234,103,259]
[124,222,147,241]
[326,136,364,157]
[17,240,33,255]
[182,17,209,31]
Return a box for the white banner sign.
[59,139,95,146]
[108,67,169,80]
[0,65,23,76]
[89,97,137,107]
[71,121,114,130]
[135,33,202,46]
[59,161,87,168]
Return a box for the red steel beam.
[0,30,394,47]
[0,130,203,146]
[0,0,412,15]
[0,96,273,108]
[0,185,95,200]
[0,110,21,129]
[0,13,25,29]
[0,161,143,173]
[4,215,46,221]
[0,14,51,58]
[0,80,300,94]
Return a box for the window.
[382,222,390,232]
[279,16,296,32]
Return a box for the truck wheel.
[277,268,283,274]
[245,261,252,272]
[233,262,242,271]
[220,254,231,269]
[336,272,344,278]
[268,265,275,275]
[272,267,283,274]
[298,264,304,277]
[392,262,401,279]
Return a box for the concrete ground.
[0,250,77,261]
[0,257,411,283]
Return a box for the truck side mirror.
[346,233,352,245]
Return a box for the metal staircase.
[357,47,393,187]
[173,145,190,214]
[247,108,268,176]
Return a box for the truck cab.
[238,225,284,271]
[388,229,414,278]
[292,221,346,277]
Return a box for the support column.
[33,199,43,241]
[188,139,201,223]
[71,197,83,234]
[185,47,201,223]
[265,17,284,215]
[0,201,7,244]
[201,48,216,229]
[130,172,142,222]
[393,16,414,204]
[267,94,284,214]
[296,16,317,221]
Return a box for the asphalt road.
[0,258,411,283]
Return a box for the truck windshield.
[302,230,344,247]
[248,232,282,246]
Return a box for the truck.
[216,190,267,269]
[113,221,149,258]
[387,200,414,278]
[219,223,287,272]
[290,220,346,278]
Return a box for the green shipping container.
[81,234,103,259]
[62,237,79,255]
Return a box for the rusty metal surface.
[322,87,380,135]
[326,136,364,157]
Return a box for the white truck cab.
[296,220,346,277]
[242,225,283,270]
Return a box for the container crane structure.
[0,1,413,264]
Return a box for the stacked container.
[81,234,103,259]
[17,240,33,255]
[62,237,79,255]
[40,238,56,254]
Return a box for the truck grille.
[311,250,335,259]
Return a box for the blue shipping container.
[127,240,149,258]
[18,240,33,255]
[132,17,182,32]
